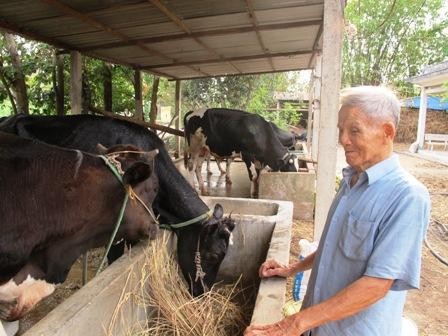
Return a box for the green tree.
[343,0,448,95]
[181,72,302,127]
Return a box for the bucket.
[402,316,418,336]
[0,320,19,336]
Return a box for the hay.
[117,233,248,336]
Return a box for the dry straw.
[109,232,248,336]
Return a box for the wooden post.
[56,53,64,116]
[149,75,160,124]
[314,0,344,239]
[70,51,82,115]
[416,87,428,150]
[134,69,143,121]
[174,80,182,158]
[103,63,112,112]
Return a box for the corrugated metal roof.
[0,0,325,79]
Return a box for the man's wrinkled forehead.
[337,106,367,126]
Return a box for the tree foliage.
[181,73,302,127]
[343,0,448,95]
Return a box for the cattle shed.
[0,0,345,238]
[408,60,448,165]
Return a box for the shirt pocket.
[338,213,376,261]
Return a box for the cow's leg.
[215,158,226,175]
[241,152,260,197]
[186,151,200,188]
[225,157,233,184]
[195,155,207,194]
[246,162,258,198]
[0,262,54,321]
[206,155,213,175]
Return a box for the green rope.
[159,210,212,230]
[96,192,129,276]
[95,155,129,276]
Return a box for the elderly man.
[245,86,430,336]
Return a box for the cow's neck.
[155,151,209,224]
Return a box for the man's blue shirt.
[302,154,430,336]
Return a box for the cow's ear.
[122,162,152,186]
[212,203,224,219]
[96,143,108,154]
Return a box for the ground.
[287,144,448,335]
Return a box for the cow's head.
[278,152,297,172]
[98,144,160,240]
[177,204,236,297]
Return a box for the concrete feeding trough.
[259,143,316,220]
[23,196,293,335]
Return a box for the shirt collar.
[342,154,400,186]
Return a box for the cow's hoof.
[0,299,18,321]
[207,171,213,176]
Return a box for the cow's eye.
[205,252,220,262]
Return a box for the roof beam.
[40,0,208,77]
[40,0,169,60]
[169,67,312,81]
[0,18,73,50]
[245,0,275,71]
[0,17,176,78]
[78,20,322,52]
[307,23,324,68]
[142,50,314,70]
[147,0,241,74]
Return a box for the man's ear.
[383,121,396,140]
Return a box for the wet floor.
[175,159,252,198]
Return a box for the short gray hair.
[340,86,401,126]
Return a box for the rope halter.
[194,237,208,293]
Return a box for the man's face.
[338,106,390,172]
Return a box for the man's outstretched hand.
[258,259,291,278]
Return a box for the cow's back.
[0,114,209,223]
[0,132,113,281]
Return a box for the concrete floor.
[175,159,252,198]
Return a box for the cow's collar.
[159,210,212,230]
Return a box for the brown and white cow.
[0,132,159,321]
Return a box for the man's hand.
[258,259,291,278]
[244,315,302,336]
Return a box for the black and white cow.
[269,121,299,149]
[0,133,159,321]
[184,108,297,196]
[0,114,235,297]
